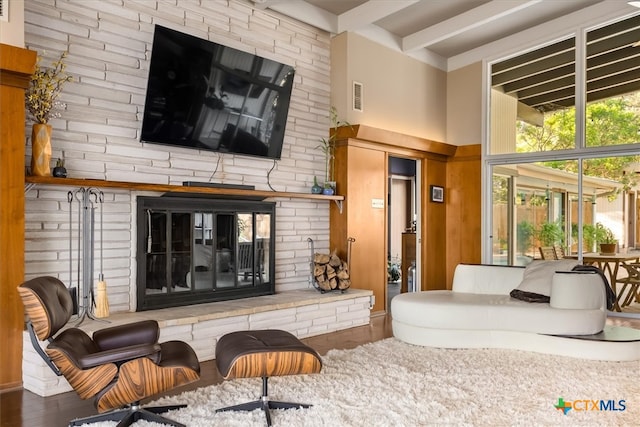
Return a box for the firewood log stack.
[313,250,351,291]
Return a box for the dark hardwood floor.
[1,313,639,427]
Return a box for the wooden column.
[445,145,482,287]
[0,43,36,391]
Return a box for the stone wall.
[23,0,333,312]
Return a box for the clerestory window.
[486,13,640,266]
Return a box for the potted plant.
[582,223,598,252]
[536,220,564,247]
[516,220,535,255]
[387,257,401,283]
[25,51,73,176]
[594,222,617,255]
[52,158,67,178]
[322,181,335,195]
[316,107,350,191]
[311,176,323,194]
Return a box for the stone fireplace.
[136,195,275,311]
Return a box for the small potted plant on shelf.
[322,181,335,195]
[52,158,67,177]
[311,176,323,194]
[316,107,350,193]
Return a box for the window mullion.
[575,29,586,151]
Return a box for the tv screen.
[141,25,295,159]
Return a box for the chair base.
[69,403,187,427]
[216,377,312,427]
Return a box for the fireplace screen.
[137,196,275,310]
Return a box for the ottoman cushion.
[215,330,322,379]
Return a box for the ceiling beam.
[264,1,338,33]
[402,0,543,52]
[337,1,419,33]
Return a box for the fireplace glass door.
[137,197,276,311]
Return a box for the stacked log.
[313,250,351,292]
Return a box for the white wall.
[331,32,447,143]
[447,62,483,147]
[0,0,25,47]
[23,0,332,312]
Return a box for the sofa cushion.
[511,260,578,302]
[452,264,524,295]
[550,271,605,310]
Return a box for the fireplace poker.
[94,190,109,318]
[67,191,78,315]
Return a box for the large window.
[486,14,640,265]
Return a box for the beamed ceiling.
[253,1,640,112]
[492,13,640,112]
[252,1,639,70]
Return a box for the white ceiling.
[252,0,640,71]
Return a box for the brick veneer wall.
[23,0,333,312]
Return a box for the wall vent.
[0,0,8,22]
[353,81,363,112]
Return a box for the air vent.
[353,81,363,112]
[0,0,7,22]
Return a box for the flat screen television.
[140,25,295,159]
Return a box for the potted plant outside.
[517,220,535,256]
[594,222,618,255]
[536,221,564,247]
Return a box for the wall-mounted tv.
[141,25,295,160]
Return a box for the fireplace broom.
[94,192,110,318]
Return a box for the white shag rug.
[80,337,639,426]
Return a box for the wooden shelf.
[25,176,344,203]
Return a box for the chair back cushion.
[18,276,74,340]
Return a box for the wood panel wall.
[329,126,480,314]
[445,145,482,287]
[0,44,37,391]
[422,157,448,290]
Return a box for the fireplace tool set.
[68,188,109,325]
[307,237,355,293]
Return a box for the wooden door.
[331,143,387,312]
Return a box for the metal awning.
[492,14,640,112]
[495,163,622,196]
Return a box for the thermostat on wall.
[371,198,384,209]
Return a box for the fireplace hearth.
[136,196,275,311]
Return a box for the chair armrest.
[550,271,605,310]
[76,343,161,369]
[93,319,159,351]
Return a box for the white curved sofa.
[391,262,640,361]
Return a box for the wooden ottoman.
[215,330,323,426]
